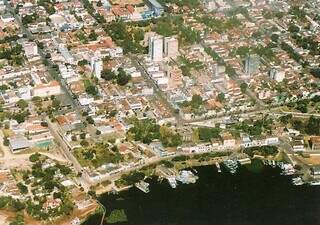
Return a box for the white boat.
[309,180,320,186]
[135,181,150,193]
[280,163,295,175]
[167,177,177,188]
[223,160,238,174]
[176,170,198,184]
[216,162,221,173]
[292,177,304,186]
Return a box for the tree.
[29,153,41,162]
[78,59,89,66]
[52,98,61,109]
[133,28,144,42]
[159,126,182,147]
[270,33,279,42]
[198,127,221,141]
[86,116,94,124]
[240,83,248,94]
[3,137,9,146]
[310,68,320,78]
[88,30,98,41]
[116,68,131,86]
[10,200,25,211]
[80,133,86,139]
[16,99,28,109]
[101,69,115,81]
[96,0,103,7]
[190,94,203,109]
[288,24,300,33]
[0,196,11,208]
[217,93,225,102]
[305,116,320,135]
[17,182,28,194]
[85,84,98,96]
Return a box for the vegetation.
[244,146,278,157]
[197,127,221,142]
[181,94,203,110]
[120,171,145,185]
[74,142,124,168]
[104,21,146,54]
[101,67,131,86]
[2,155,75,221]
[234,117,273,136]
[127,118,160,144]
[107,209,128,224]
[84,79,99,96]
[128,118,182,147]
[159,126,182,147]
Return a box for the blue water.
[84,163,320,225]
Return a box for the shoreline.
[82,155,280,225]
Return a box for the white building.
[164,37,178,59]
[32,81,62,97]
[269,67,285,82]
[18,86,32,100]
[91,58,103,79]
[202,0,217,11]
[149,35,163,62]
[23,42,38,58]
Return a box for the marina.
[85,164,320,225]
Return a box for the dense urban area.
[0,0,320,224]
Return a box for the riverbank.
[94,151,233,196]
[83,161,320,225]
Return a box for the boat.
[135,181,150,193]
[176,170,198,184]
[167,176,177,188]
[309,180,320,186]
[292,177,304,186]
[223,160,238,174]
[280,163,295,175]
[216,162,221,173]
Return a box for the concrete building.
[269,67,285,82]
[202,0,217,11]
[23,42,38,57]
[32,80,62,97]
[91,57,103,79]
[244,54,260,76]
[164,37,178,59]
[147,0,164,16]
[149,35,163,62]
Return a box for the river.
[83,160,320,225]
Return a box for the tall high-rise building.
[244,54,260,76]
[149,35,163,62]
[164,37,179,59]
[91,57,103,79]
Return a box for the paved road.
[45,117,92,191]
